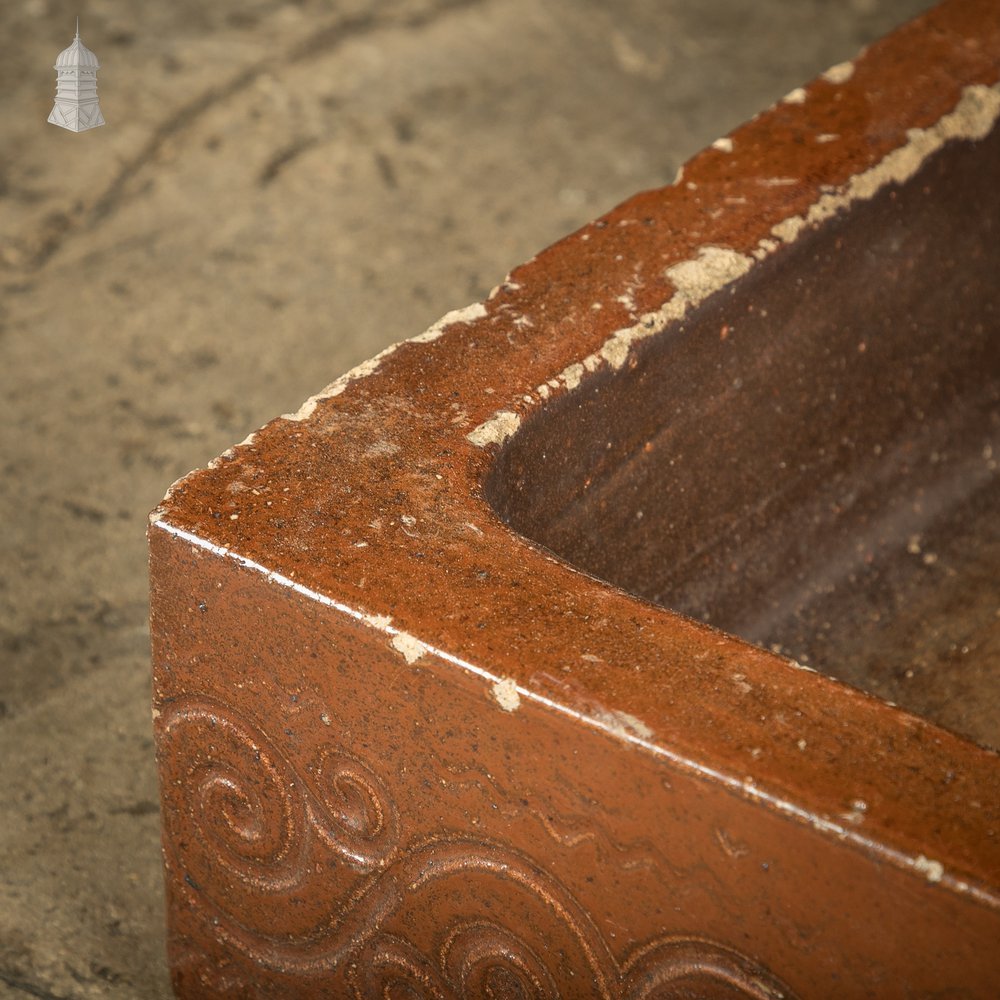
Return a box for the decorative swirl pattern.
[352,934,450,1000]
[623,938,791,999]
[440,921,560,1000]
[159,695,796,999]
[160,695,398,892]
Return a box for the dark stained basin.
[488,117,1000,749]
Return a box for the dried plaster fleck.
[390,631,427,665]
[466,409,521,448]
[492,676,521,712]
[914,854,945,884]
[771,83,1000,244]
[821,60,855,85]
[592,707,654,740]
[282,301,488,423]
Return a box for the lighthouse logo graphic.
[48,19,105,132]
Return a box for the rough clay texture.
[1,1,936,998]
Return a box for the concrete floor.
[0,1,931,996]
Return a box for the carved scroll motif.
[159,696,796,998]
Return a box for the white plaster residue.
[816,133,840,144]
[771,215,805,245]
[562,362,585,391]
[492,676,521,712]
[592,245,752,373]
[282,346,397,422]
[360,611,427,664]
[149,503,169,526]
[783,87,807,104]
[770,83,1000,247]
[822,60,854,85]
[731,673,753,695]
[488,278,522,300]
[467,410,521,448]
[665,245,755,309]
[593,707,653,740]
[914,855,944,884]
[840,798,868,825]
[391,631,427,665]
[413,301,488,343]
[282,301,487,422]
[712,136,734,153]
[752,237,779,261]
[151,430,260,523]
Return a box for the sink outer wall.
[150,1,1000,996]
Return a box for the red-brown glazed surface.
[151,1,1000,995]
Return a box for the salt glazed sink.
[149,1,1000,995]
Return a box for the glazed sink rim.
[152,0,1000,912]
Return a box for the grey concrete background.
[0,1,930,996]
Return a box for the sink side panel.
[150,523,1000,998]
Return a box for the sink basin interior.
[486,124,1000,750]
